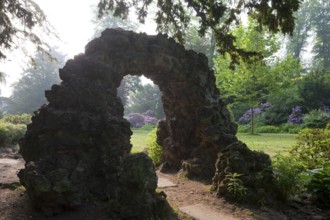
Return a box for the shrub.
[256,125,281,133]
[303,109,330,128]
[237,124,251,133]
[279,123,303,134]
[1,113,31,125]
[272,154,305,200]
[288,106,304,124]
[138,123,156,131]
[127,113,145,128]
[0,121,26,147]
[238,107,263,124]
[290,127,330,169]
[127,112,158,128]
[146,128,163,166]
[306,163,330,208]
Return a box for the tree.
[0,0,54,61]
[216,20,301,104]
[215,20,301,132]
[117,75,142,106]
[261,87,303,125]
[91,10,138,39]
[183,18,216,67]
[97,0,301,67]
[311,0,330,70]
[286,0,314,64]
[5,50,63,114]
[126,84,164,119]
[297,69,330,112]
[286,0,330,70]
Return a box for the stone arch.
[62,28,237,178]
[18,29,274,217]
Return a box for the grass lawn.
[130,129,150,153]
[237,133,297,157]
[130,129,298,157]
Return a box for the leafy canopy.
[5,50,63,114]
[0,0,55,60]
[215,19,301,104]
[98,0,301,66]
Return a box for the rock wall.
[19,29,275,215]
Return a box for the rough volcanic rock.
[212,141,275,203]
[18,28,275,215]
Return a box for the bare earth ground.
[0,148,329,220]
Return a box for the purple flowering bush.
[143,110,155,117]
[288,106,304,124]
[127,113,145,128]
[238,103,272,124]
[238,108,262,124]
[127,111,158,128]
[260,103,273,110]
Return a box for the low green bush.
[290,126,330,169]
[146,128,163,166]
[237,124,251,133]
[138,123,156,131]
[256,125,281,133]
[279,123,303,134]
[306,163,330,208]
[303,109,330,129]
[0,121,26,147]
[272,154,305,201]
[1,113,31,125]
[238,123,303,134]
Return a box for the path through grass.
[130,129,297,157]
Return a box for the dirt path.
[0,150,329,220]
[157,172,254,220]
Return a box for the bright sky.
[0,0,156,96]
[35,0,97,57]
[34,0,157,57]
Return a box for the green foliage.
[290,127,330,169]
[237,124,251,133]
[0,113,30,147]
[238,123,303,134]
[126,84,164,119]
[225,173,247,199]
[287,0,313,64]
[310,0,330,70]
[146,128,163,166]
[261,87,303,125]
[0,0,50,60]
[215,20,301,105]
[303,109,330,128]
[279,123,303,134]
[272,154,305,200]
[256,125,281,134]
[306,163,330,208]
[184,23,215,67]
[138,123,156,131]
[297,70,330,111]
[5,50,63,114]
[287,0,330,70]
[98,0,300,67]
[1,113,31,125]
[118,76,142,106]
[0,121,26,147]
